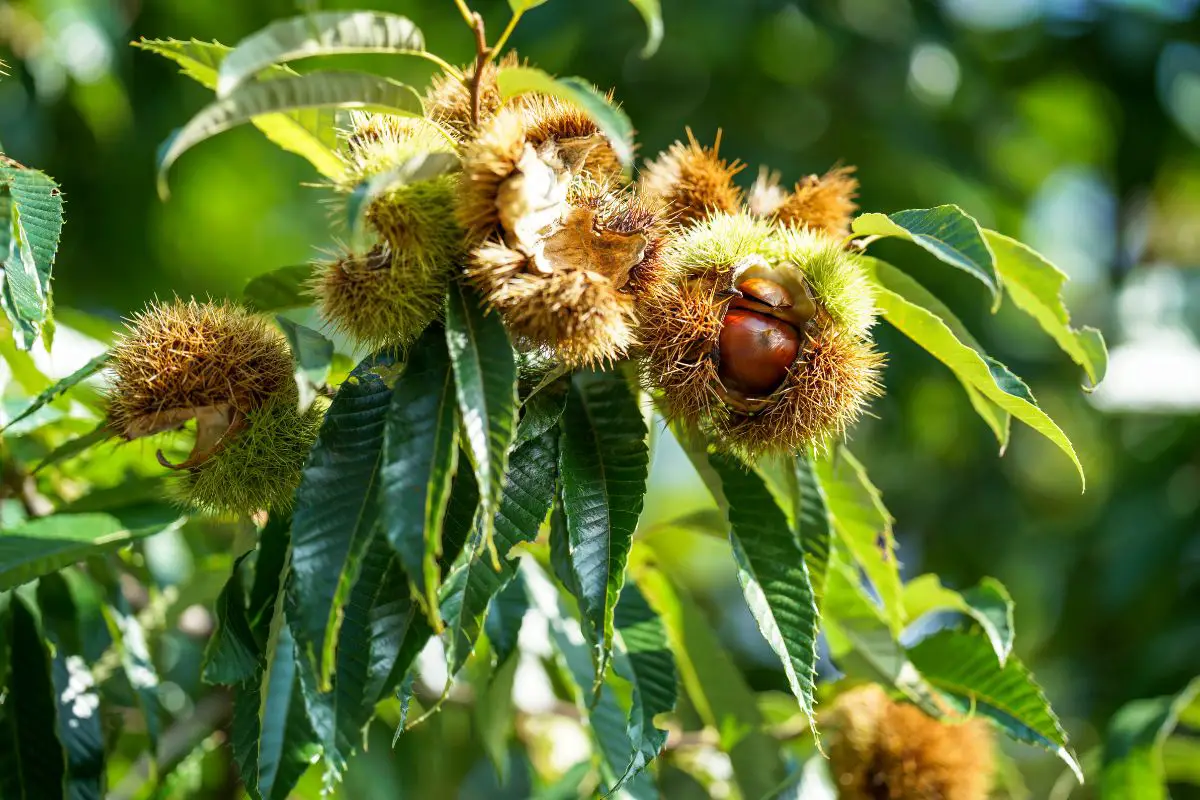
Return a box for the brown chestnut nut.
[717,308,801,397]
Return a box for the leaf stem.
[452,0,476,28]
[468,12,490,128]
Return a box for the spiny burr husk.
[637,212,881,457]
[467,184,666,367]
[751,164,860,238]
[107,299,295,442]
[172,395,323,518]
[640,130,745,227]
[423,52,520,142]
[824,685,994,800]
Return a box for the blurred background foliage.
[3,0,1200,796]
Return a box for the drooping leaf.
[508,0,553,11]
[496,67,635,168]
[440,426,558,675]
[794,453,832,604]
[0,595,67,799]
[36,575,103,799]
[217,12,427,97]
[380,324,459,624]
[1099,677,1200,799]
[625,0,664,57]
[0,166,64,349]
[515,373,569,448]
[609,581,678,793]
[863,257,1084,487]
[559,372,649,692]
[203,554,262,685]
[290,351,395,690]
[907,626,1081,780]
[243,265,316,312]
[484,571,529,668]
[710,452,820,738]
[475,647,519,783]
[0,508,184,591]
[248,514,292,643]
[445,281,518,564]
[634,563,787,799]
[854,204,998,302]
[233,614,320,800]
[902,574,1015,665]
[986,229,1108,388]
[275,316,333,413]
[133,38,343,178]
[158,72,422,195]
[815,449,904,634]
[1,351,109,432]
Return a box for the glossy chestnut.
[717,307,801,397]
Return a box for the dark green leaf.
[1,351,109,432]
[0,166,64,349]
[908,627,1081,779]
[98,570,161,752]
[290,352,395,689]
[987,230,1107,389]
[496,67,635,168]
[1100,677,1200,799]
[0,509,184,591]
[203,554,262,685]
[217,12,426,97]
[626,0,664,57]
[445,281,518,564]
[275,316,333,413]
[158,72,422,196]
[248,514,292,643]
[244,265,316,312]
[711,452,819,737]
[903,574,1015,665]
[485,571,529,668]
[854,205,998,301]
[0,595,67,799]
[380,325,460,622]
[609,581,677,792]
[559,373,649,692]
[440,426,557,675]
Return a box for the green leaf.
[1,166,64,349]
[0,595,67,799]
[233,617,320,800]
[475,645,519,783]
[484,571,529,668]
[98,570,162,753]
[37,575,104,799]
[986,229,1107,388]
[559,372,649,693]
[445,281,518,566]
[275,316,333,413]
[794,454,831,604]
[158,72,422,196]
[635,564,786,799]
[496,67,635,169]
[710,452,819,738]
[1100,677,1200,799]
[908,626,1081,780]
[854,205,998,302]
[243,265,316,312]
[515,373,569,448]
[380,325,459,623]
[815,449,904,634]
[217,12,426,97]
[610,581,677,792]
[864,257,1085,487]
[0,508,184,591]
[625,0,664,57]
[248,514,292,642]
[902,574,1015,665]
[509,0,553,11]
[1,350,108,432]
[203,554,262,685]
[33,421,117,473]
[440,426,557,675]
[134,38,343,179]
[290,352,395,690]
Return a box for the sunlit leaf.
[864,257,1084,487]
[908,626,1081,780]
[475,647,519,783]
[1100,677,1200,799]
[158,72,422,196]
[496,66,635,168]
[275,316,333,413]
[217,12,426,97]
[902,574,1015,665]
[710,452,819,738]
[290,351,395,690]
[33,422,117,474]
[509,0,553,11]
[559,372,649,693]
[97,564,162,753]
[626,0,664,57]
[854,204,998,302]
[484,571,529,668]
[987,230,1108,389]
[0,595,67,798]
[445,281,518,565]
[1,350,105,435]
[345,153,460,234]
[134,38,343,178]
[0,166,64,350]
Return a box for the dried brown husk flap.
[124,404,247,471]
[534,206,649,286]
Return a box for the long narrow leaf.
[0,166,64,349]
[1,351,109,432]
